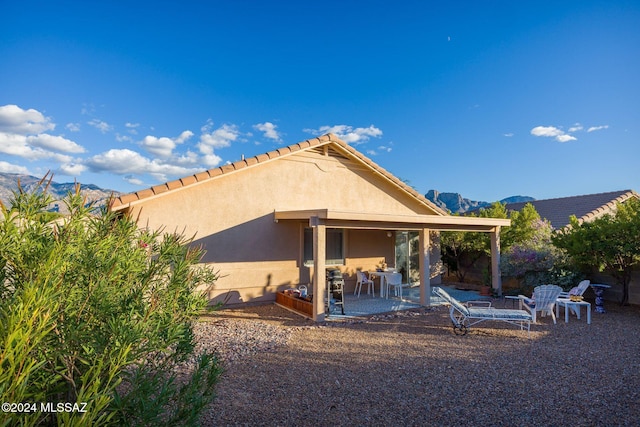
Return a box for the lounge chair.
[433,287,532,336]
[518,284,563,324]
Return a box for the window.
[303,228,344,266]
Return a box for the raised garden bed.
[275,291,314,318]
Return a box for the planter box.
[276,292,314,318]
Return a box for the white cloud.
[199,121,239,153]
[141,136,178,159]
[530,125,576,143]
[365,144,393,157]
[176,130,194,144]
[0,104,55,134]
[530,126,564,138]
[86,148,202,181]
[587,125,609,132]
[253,122,282,142]
[201,153,223,168]
[27,133,85,153]
[140,131,193,159]
[87,119,112,134]
[503,133,514,137]
[304,124,383,144]
[116,133,134,143]
[58,163,86,175]
[66,122,81,132]
[124,175,144,185]
[531,122,608,142]
[125,123,139,135]
[0,160,30,174]
[555,134,577,142]
[0,132,74,162]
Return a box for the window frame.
[303,227,345,266]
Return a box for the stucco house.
[109,134,509,321]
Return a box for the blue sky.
[1,0,638,202]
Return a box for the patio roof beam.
[275,209,510,232]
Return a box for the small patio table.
[555,298,591,324]
[368,271,397,298]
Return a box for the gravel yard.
[194,301,640,426]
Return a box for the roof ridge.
[508,189,634,205]
[578,190,639,224]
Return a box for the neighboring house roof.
[110,133,448,215]
[505,190,639,229]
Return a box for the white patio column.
[419,228,431,306]
[490,226,502,296]
[311,217,326,322]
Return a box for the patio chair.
[558,279,590,299]
[354,270,375,297]
[518,284,563,324]
[387,273,411,299]
[384,272,405,299]
[558,280,590,316]
[433,287,532,336]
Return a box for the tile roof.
[505,190,639,229]
[109,133,447,215]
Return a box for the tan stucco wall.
[124,147,438,304]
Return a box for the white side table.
[556,298,591,324]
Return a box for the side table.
[556,298,591,324]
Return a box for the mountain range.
[425,189,535,213]
[0,173,121,213]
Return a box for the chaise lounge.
[433,287,533,336]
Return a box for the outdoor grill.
[325,269,345,315]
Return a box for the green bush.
[500,218,580,290]
[0,178,221,426]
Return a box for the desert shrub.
[0,178,221,426]
[500,218,579,290]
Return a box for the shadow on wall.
[191,213,300,264]
[209,278,298,307]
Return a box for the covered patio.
[274,209,510,321]
[325,284,485,318]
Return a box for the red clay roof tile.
[220,164,236,173]
[151,184,169,195]
[194,171,210,181]
[167,180,182,190]
[180,176,197,186]
[117,193,140,204]
[136,189,154,199]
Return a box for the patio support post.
[419,228,431,306]
[311,217,326,322]
[490,226,502,296]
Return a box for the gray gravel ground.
[194,301,640,426]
